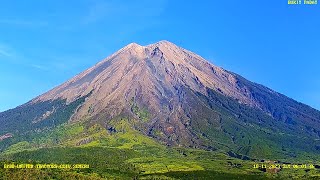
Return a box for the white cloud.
[0,44,14,58]
[0,19,48,27]
[30,64,49,71]
[0,49,12,57]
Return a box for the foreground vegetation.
[1,119,320,179]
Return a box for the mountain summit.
[1,41,320,158]
[33,40,256,106]
[30,40,259,146]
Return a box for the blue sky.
[0,0,319,112]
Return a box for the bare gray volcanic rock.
[2,40,320,155]
[28,40,265,145]
[32,41,257,120]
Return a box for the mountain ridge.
[1,40,320,160]
[31,40,258,108]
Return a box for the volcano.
[1,40,320,159]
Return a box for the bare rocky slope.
[1,40,320,159]
[33,41,258,116]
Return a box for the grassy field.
[1,120,320,179]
